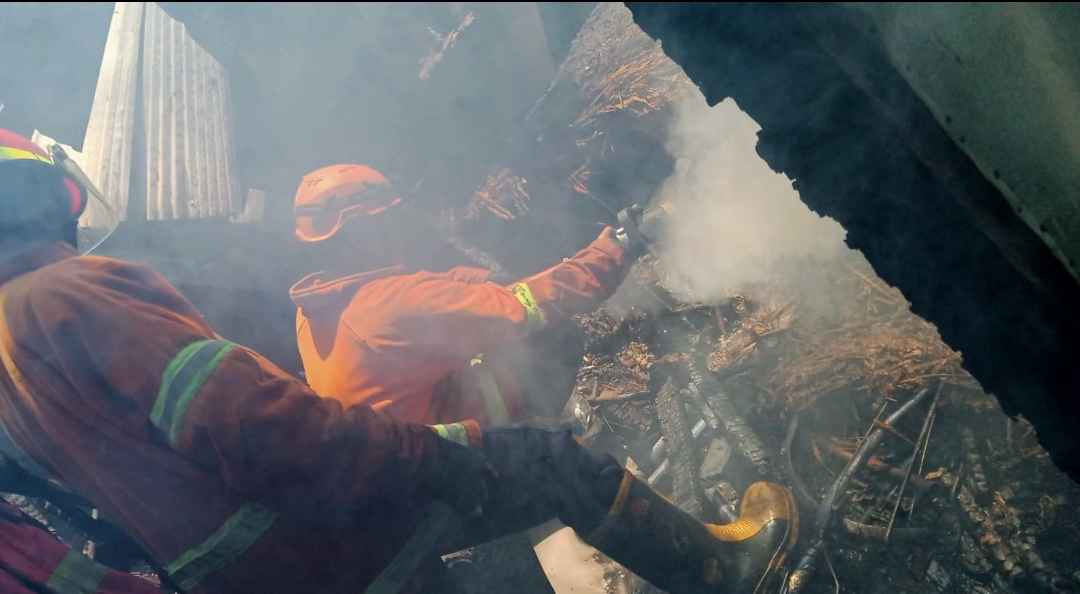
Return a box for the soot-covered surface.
[567,254,1080,594]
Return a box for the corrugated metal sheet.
[80,2,236,225]
[80,2,143,228]
[141,1,235,220]
[850,3,1080,283]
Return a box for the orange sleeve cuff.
[460,419,483,448]
[591,226,628,264]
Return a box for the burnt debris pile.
[567,253,1080,594]
[457,5,1080,591]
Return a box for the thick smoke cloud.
[652,96,851,303]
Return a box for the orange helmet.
[293,164,402,243]
[0,128,86,224]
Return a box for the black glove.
[417,434,497,519]
[480,423,624,533]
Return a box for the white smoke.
[652,96,851,303]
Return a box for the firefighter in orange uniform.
[0,129,796,594]
[290,164,632,425]
[0,128,505,593]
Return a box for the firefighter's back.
[0,247,412,593]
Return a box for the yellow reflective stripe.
[46,549,108,594]
[510,282,546,332]
[431,423,469,447]
[432,424,450,441]
[470,356,509,424]
[0,146,52,164]
[166,503,278,591]
[151,340,236,447]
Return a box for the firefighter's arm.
[165,344,490,516]
[33,259,481,516]
[512,226,628,322]
[380,228,626,363]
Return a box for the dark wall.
[628,3,1080,480]
[85,221,307,373]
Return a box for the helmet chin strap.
[48,145,119,255]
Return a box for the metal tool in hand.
[615,203,668,256]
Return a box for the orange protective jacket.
[0,242,459,594]
[291,228,628,424]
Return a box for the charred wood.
[653,376,706,519]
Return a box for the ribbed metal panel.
[141,1,235,220]
[81,2,236,224]
[80,2,144,227]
